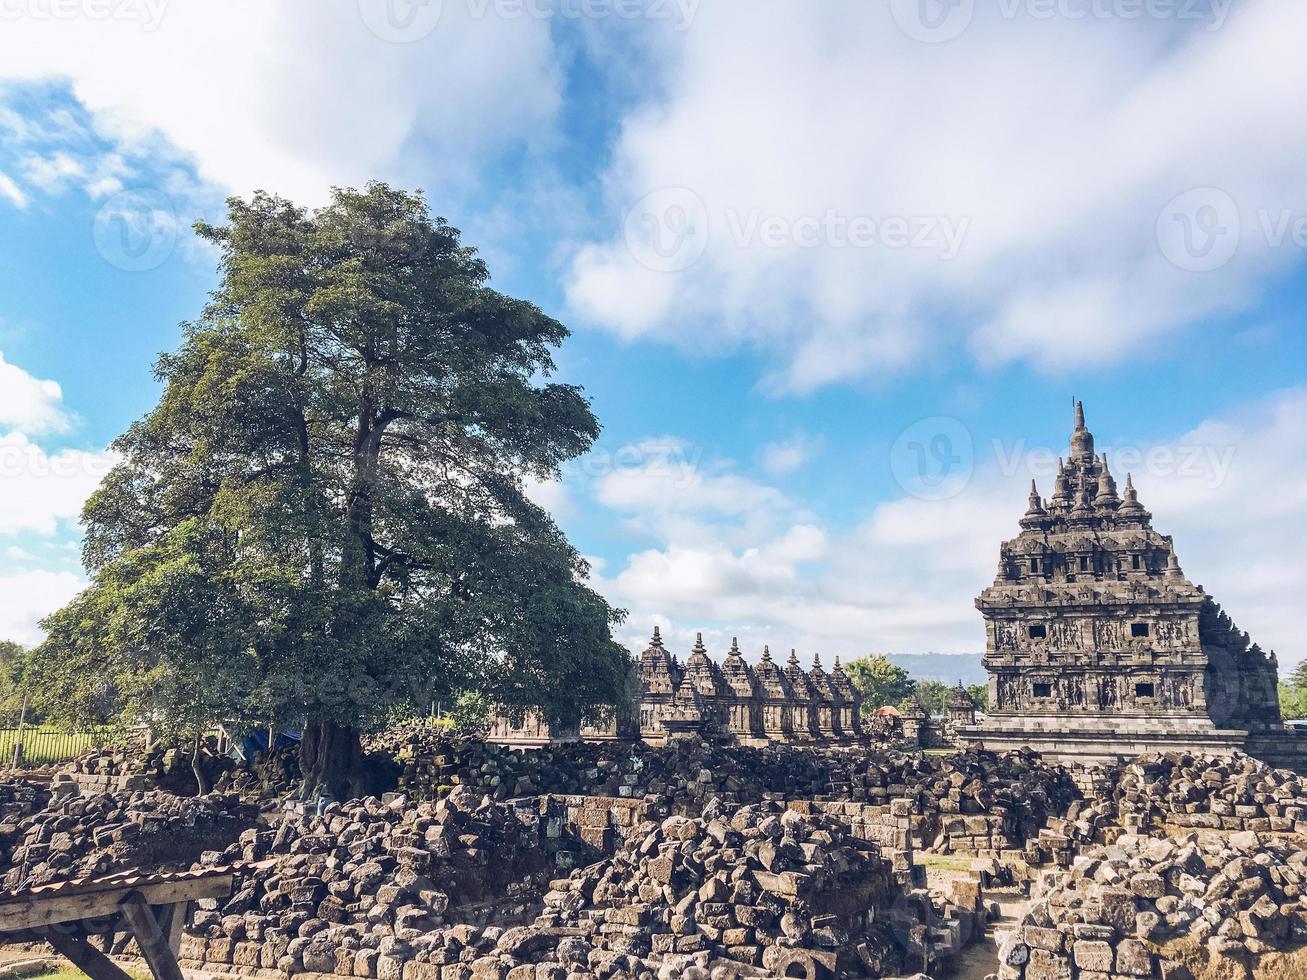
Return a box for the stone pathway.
[945,885,1028,980]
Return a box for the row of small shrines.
[489,628,981,748]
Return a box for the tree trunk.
[299,719,363,802]
[191,732,211,796]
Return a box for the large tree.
[30,184,631,798]
[843,654,915,715]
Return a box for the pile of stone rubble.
[1114,751,1307,835]
[180,788,571,978]
[0,788,255,890]
[0,778,52,874]
[536,799,962,978]
[1000,829,1307,979]
[369,730,1076,832]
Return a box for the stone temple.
[490,630,863,747]
[961,402,1305,768]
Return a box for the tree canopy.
[0,641,27,727]
[842,654,915,715]
[28,183,632,797]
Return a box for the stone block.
[1072,940,1113,973]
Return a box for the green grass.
[917,854,975,872]
[924,747,960,756]
[0,726,119,766]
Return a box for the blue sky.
[1,0,1304,669]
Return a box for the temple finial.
[762,644,772,661]
[1070,400,1094,458]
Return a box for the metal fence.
[0,726,131,768]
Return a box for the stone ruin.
[490,632,864,749]
[963,401,1307,770]
[8,740,1307,979]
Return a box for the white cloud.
[566,1,1307,391]
[522,474,570,517]
[19,150,85,192]
[0,170,26,209]
[0,352,71,434]
[595,390,1307,672]
[0,569,86,646]
[0,432,115,535]
[761,434,817,476]
[0,2,563,202]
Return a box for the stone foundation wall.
[531,795,651,855]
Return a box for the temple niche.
[961,402,1305,769]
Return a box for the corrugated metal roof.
[0,860,273,903]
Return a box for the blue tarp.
[237,727,301,761]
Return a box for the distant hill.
[885,652,986,686]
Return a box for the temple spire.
[1025,480,1045,515]
[1020,479,1048,528]
[1070,399,1094,459]
[1097,453,1120,508]
[1051,458,1072,507]
[1118,472,1150,521]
